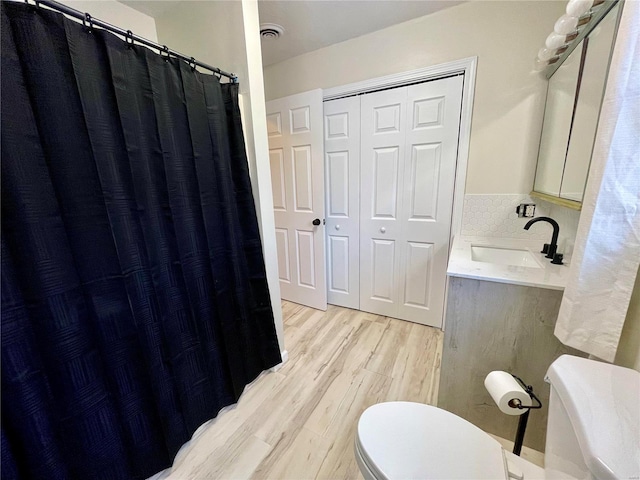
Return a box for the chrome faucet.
[524,216,563,264]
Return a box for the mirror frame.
[545,1,621,81]
[531,0,623,210]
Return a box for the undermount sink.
[471,245,542,269]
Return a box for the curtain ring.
[161,45,170,62]
[189,57,197,71]
[126,30,134,48]
[83,12,93,33]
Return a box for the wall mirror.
[532,0,622,208]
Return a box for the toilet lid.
[356,402,507,480]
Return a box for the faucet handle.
[541,243,550,254]
[551,253,564,265]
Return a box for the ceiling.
[122,0,464,66]
[256,1,463,66]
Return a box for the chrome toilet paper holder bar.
[508,374,543,456]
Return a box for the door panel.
[413,96,445,129]
[360,87,407,317]
[409,143,441,220]
[296,229,316,287]
[403,241,433,309]
[292,145,313,211]
[266,112,282,136]
[327,235,349,293]
[397,76,463,325]
[290,106,311,133]
[374,103,401,133]
[373,147,400,218]
[360,76,463,327]
[371,239,396,304]
[323,96,360,309]
[267,89,326,310]
[270,149,286,211]
[326,151,349,217]
[275,227,290,282]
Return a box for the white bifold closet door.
[324,97,361,309]
[266,89,327,311]
[326,75,463,327]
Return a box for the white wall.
[153,1,246,93]
[238,0,286,352]
[153,1,285,353]
[60,0,157,41]
[264,0,566,195]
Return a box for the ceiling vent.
[260,23,284,40]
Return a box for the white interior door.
[360,76,463,327]
[266,90,327,311]
[323,96,360,309]
[359,86,408,318]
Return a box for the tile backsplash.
[461,194,581,257]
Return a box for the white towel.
[555,0,640,362]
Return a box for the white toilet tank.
[544,355,640,480]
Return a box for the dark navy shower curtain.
[1,2,281,479]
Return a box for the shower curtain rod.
[21,0,238,83]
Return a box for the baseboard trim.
[271,350,288,372]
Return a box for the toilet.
[355,355,639,480]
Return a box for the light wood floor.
[160,301,444,479]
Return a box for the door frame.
[323,56,477,244]
[322,57,477,328]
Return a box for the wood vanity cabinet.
[437,277,586,452]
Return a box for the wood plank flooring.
[160,301,444,479]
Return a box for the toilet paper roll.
[484,371,530,416]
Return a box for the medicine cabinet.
[532,1,622,209]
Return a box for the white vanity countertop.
[447,235,571,290]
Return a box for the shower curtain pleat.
[220,83,281,366]
[1,2,281,479]
[1,240,71,480]
[2,9,134,478]
[1,427,21,480]
[64,21,186,470]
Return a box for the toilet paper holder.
[509,374,542,457]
